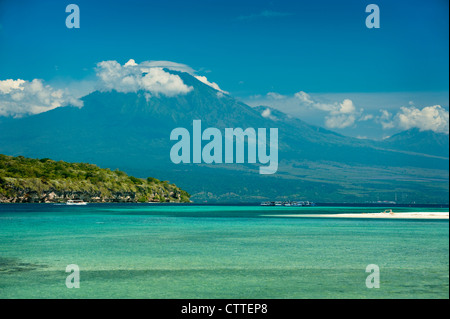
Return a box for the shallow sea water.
[0,204,448,298]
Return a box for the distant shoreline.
[0,202,449,209]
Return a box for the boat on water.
[66,199,88,206]
[260,201,316,207]
[260,201,274,206]
[291,201,315,207]
[274,201,284,206]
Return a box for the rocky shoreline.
[0,188,185,203]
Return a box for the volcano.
[0,70,448,203]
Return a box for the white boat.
[261,200,316,207]
[274,201,283,206]
[66,199,88,206]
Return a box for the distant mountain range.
[380,128,449,158]
[0,70,448,203]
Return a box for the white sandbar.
[263,212,449,219]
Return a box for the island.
[0,154,190,203]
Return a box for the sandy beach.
[264,212,449,219]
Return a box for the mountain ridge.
[0,70,448,203]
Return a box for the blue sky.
[0,0,448,138]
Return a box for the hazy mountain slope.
[379,129,449,158]
[0,70,448,203]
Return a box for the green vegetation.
[0,154,190,203]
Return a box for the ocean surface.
[0,204,448,299]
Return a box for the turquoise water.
[0,204,448,299]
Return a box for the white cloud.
[248,90,365,129]
[336,99,356,114]
[294,91,352,115]
[0,78,83,117]
[96,59,193,96]
[260,107,279,121]
[267,92,286,100]
[325,114,356,129]
[96,59,228,96]
[294,91,314,105]
[140,60,195,74]
[246,91,449,139]
[377,105,449,134]
[194,75,228,94]
[359,114,374,121]
[124,59,138,67]
[377,109,395,130]
[0,79,25,94]
[396,105,449,134]
[1,58,231,117]
[324,99,359,129]
[261,108,271,118]
[296,94,360,129]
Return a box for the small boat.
[260,201,273,206]
[274,201,284,206]
[66,199,88,206]
[261,200,316,207]
[288,201,316,207]
[290,201,305,207]
[303,201,315,207]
